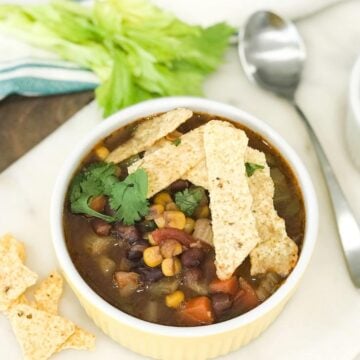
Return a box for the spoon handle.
[293,103,360,287]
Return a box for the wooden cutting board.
[0,92,94,173]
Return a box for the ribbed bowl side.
[69,276,294,360]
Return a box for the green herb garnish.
[0,0,234,117]
[175,187,204,216]
[69,162,149,225]
[245,162,264,177]
[172,138,181,146]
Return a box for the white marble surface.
[1,1,360,359]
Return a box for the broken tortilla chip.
[57,326,96,352]
[106,108,193,164]
[7,303,75,360]
[0,236,38,312]
[128,126,205,197]
[33,271,63,315]
[250,237,298,277]
[204,120,260,280]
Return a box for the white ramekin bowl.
[51,97,318,360]
[347,55,360,170]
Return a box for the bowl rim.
[50,96,318,337]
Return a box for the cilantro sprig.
[69,162,149,225]
[245,162,264,177]
[175,187,205,216]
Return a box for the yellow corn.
[184,217,196,234]
[164,211,186,229]
[154,192,173,206]
[160,239,183,258]
[165,202,179,211]
[154,216,166,228]
[194,205,210,219]
[95,146,110,160]
[161,257,182,277]
[146,204,164,220]
[165,290,185,309]
[148,233,157,245]
[143,246,163,267]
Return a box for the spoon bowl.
[239,11,306,99]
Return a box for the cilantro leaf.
[68,162,149,225]
[69,162,117,222]
[245,162,264,177]
[172,138,181,146]
[175,187,205,216]
[109,169,149,225]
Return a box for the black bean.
[136,220,157,233]
[181,248,205,268]
[137,267,164,283]
[91,218,112,236]
[112,223,141,244]
[170,179,189,192]
[211,293,233,316]
[127,241,149,261]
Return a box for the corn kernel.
[146,204,164,220]
[160,239,183,258]
[184,217,196,234]
[165,290,185,308]
[165,130,183,142]
[165,202,179,211]
[154,192,173,206]
[161,257,182,276]
[148,233,157,245]
[194,205,210,219]
[164,211,186,229]
[143,246,163,267]
[95,146,110,160]
[154,215,166,228]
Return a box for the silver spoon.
[239,10,360,287]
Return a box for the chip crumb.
[106,108,193,164]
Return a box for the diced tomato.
[233,277,260,312]
[209,276,239,296]
[178,296,214,326]
[151,228,195,247]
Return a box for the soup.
[64,110,305,326]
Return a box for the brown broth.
[63,112,305,326]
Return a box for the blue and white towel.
[0,32,99,100]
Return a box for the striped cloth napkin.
[0,0,343,100]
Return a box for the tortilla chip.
[7,303,75,360]
[0,236,38,312]
[1,234,26,262]
[57,326,96,352]
[33,271,63,315]
[204,121,260,280]
[128,126,205,197]
[106,108,193,164]
[250,237,298,277]
[183,158,208,188]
